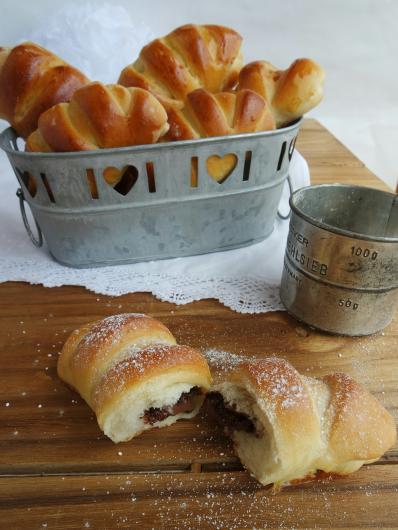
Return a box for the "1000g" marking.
[351,246,378,260]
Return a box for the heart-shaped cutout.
[16,168,37,197]
[206,154,238,183]
[103,165,138,196]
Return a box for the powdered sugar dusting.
[323,372,360,423]
[93,345,195,404]
[50,468,377,529]
[78,313,147,350]
[247,357,306,410]
[71,313,148,369]
[204,349,249,384]
[204,349,246,373]
[204,351,306,410]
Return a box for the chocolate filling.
[143,386,202,425]
[205,392,257,435]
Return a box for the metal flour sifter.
[280,184,398,335]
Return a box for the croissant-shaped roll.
[237,59,325,128]
[165,88,275,142]
[26,82,169,152]
[205,357,396,487]
[58,314,212,443]
[0,42,89,138]
[118,24,243,105]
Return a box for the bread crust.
[58,313,177,404]
[165,88,275,141]
[238,58,325,127]
[320,373,397,465]
[119,24,243,103]
[0,42,88,137]
[26,82,169,152]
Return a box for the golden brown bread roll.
[0,42,89,138]
[206,356,396,487]
[165,87,275,142]
[118,24,243,106]
[237,58,325,127]
[26,81,169,152]
[58,313,212,443]
[119,24,244,144]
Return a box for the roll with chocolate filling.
[205,392,257,435]
[58,313,212,442]
[143,386,203,425]
[206,357,396,488]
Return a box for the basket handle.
[16,188,43,247]
[277,174,293,220]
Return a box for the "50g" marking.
[338,299,359,310]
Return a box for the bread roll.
[119,24,243,106]
[0,42,88,137]
[238,58,325,127]
[58,314,212,443]
[26,82,169,152]
[165,87,275,142]
[206,356,396,487]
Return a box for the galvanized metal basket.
[0,119,301,268]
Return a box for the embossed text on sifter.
[280,184,398,336]
[0,120,300,268]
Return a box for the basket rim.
[0,118,302,159]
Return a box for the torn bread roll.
[58,313,212,443]
[206,356,396,487]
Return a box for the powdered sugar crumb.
[74,469,362,529]
[204,349,247,379]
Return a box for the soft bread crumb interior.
[99,372,205,443]
[215,382,276,479]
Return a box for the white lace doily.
[0,150,309,313]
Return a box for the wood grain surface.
[0,120,396,529]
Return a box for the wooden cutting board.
[0,120,396,529]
